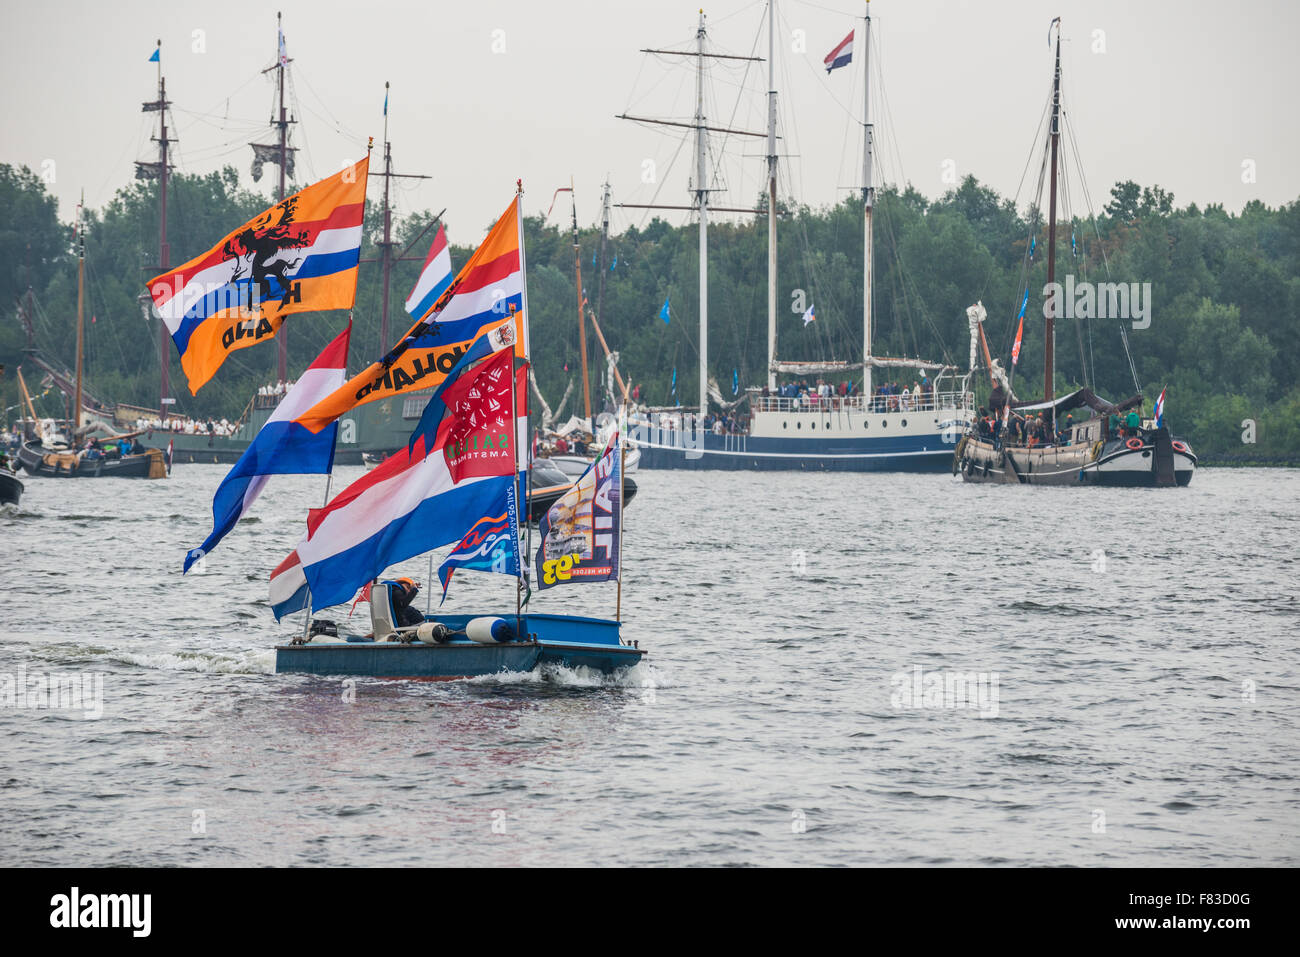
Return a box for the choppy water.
[1,465,1297,866]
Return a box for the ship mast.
[595,177,612,371]
[862,0,875,399]
[74,193,85,436]
[264,11,297,384]
[1044,17,1061,423]
[360,83,434,354]
[694,9,709,419]
[765,0,778,390]
[614,12,763,415]
[570,178,593,429]
[136,39,173,420]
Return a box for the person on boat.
[1125,408,1142,434]
[988,381,1007,416]
[977,408,993,441]
[387,577,424,628]
[1058,414,1074,446]
[118,438,132,457]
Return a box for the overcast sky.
[2,0,1296,241]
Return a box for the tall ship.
[623,1,973,471]
[954,18,1195,487]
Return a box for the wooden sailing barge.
[955,19,1195,488]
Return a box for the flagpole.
[300,311,351,641]
[616,409,625,623]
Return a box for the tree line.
[2,163,1297,462]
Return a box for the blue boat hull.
[636,431,958,472]
[275,612,645,679]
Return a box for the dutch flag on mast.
[824,29,854,74]
[404,223,454,319]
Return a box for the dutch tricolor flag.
[404,223,454,319]
[824,30,854,74]
[1154,386,1167,428]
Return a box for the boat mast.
[1044,18,1061,421]
[862,0,875,399]
[596,178,611,362]
[766,0,778,390]
[570,178,593,429]
[274,11,294,384]
[362,84,431,352]
[139,40,173,420]
[74,192,84,437]
[695,9,709,420]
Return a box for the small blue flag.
[610,254,617,271]
[659,297,670,324]
[148,48,160,63]
[732,369,739,395]
[671,367,677,397]
[592,250,596,267]
[383,89,388,116]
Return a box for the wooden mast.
[1044,18,1062,426]
[569,178,593,430]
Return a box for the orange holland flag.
[295,193,527,434]
[148,156,369,394]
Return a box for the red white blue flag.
[1154,387,1167,428]
[185,322,351,575]
[825,30,854,74]
[279,346,522,614]
[404,223,453,320]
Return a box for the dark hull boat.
[17,441,167,479]
[957,429,1196,487]
[528,459,636,522]
[0,468,23,506]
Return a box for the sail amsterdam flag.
[183,323,351,574]
[535,431,622,590]
[296,195,528,434]
[147,157,368,394]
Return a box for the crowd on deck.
[975,381,1146,449]
[133,415,240,437]
[754,377,941,413]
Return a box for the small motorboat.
[276,582,644,679]
[17,439,168,479]
[543,443,641,478]
[528,457,636,522]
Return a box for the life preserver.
[1125,438,1143,450]
[1172,440,1189,453]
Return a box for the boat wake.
[465,659,663,690]
[111,649,277,674]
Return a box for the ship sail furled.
[297,196,528,434]
[147,158,368,393]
